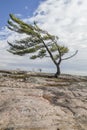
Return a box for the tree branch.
[34,23,57,65]
[47,33,61,65]
[62,50,78,61]
[40,37,57,65]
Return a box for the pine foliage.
[7,14,69,61]
[7,14,78,76]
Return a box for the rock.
[0,71,87,130]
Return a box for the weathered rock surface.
[0,70,87,130]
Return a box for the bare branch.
[62,50,78,61]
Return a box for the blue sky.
[0,0,43,28]
[0,0,87,75]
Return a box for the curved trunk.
[55,65,60,78]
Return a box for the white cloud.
[25,6,28,10]
[30,0,87,49]
[15,13,22,17]
[0,0,87,75]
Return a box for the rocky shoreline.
[0,70,87,130]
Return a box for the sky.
[0,0,42,27]
[0,0,87,75]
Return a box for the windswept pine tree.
[7,14,78,77]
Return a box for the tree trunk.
[55,65,60,78]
